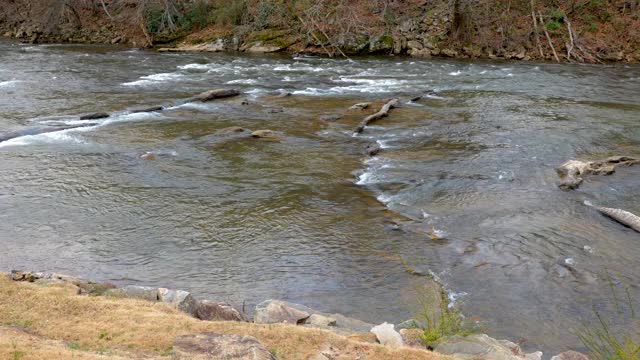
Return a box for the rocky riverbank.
[1,0,639,63]
[1,270,589,359]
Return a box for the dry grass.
[0,277,451,359]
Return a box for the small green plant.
[98,329,110,340]
[549,9,565,22]
[576,274,640,359]
[12,342,22,360]
[545,20,562,33]
[68,342,80,350]
[413,282,479,346]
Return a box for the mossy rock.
[247,29,299,48]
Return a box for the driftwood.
[585,202,640,233]
[530,0,544,58]
[354,98,399,134]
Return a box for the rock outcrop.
[158,288,199,317]
[550,351,590,360]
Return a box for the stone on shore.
[400,328,427,349]
[254,300,310,324]
[79,112,109,120]
[435,334,542,360]
[196,300,248,322]
[158,288,198,317]
[104,285,158,301]
[172,333,273,360]
[306,314,337,327]
[550,351,590,360]
[370,323,403,348]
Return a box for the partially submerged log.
[354,98,399,134]
[585,201,640,233]
[557,156,639,190]
[130,106,164,113]
[188,89,240,102]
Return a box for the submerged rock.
[172,333,273,360]
[140,152,156,160]
[251,129,280,140]
[79,112,109,120]
[196,300,248,322]
[158,288,198,317]
[435,334,542,360]
[349,102,371,110]
[254,300,310,324]
[130,105,163,113]
[366,143,381,156]
[370,322,403,348]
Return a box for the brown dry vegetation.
[0,277,451,360]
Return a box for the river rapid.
[1,39,640,356]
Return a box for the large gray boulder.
[172,333,274,360]
[196,300,248,322]
[435,334,542,360]
[190,89,240,102]
[158,288,198,317]
[370,322,403,348]
[254,300,310,324]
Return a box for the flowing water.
[1,39,640,356]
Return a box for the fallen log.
[585,201,640,233]
[354,98,399,134]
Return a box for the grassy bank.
[0,276,450,359]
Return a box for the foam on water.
[177,63,211,70]
[449,70,462,76]
[0,80,21,87]
[122,72,184,86]
[0,127,89,148]
[226,79,259,85]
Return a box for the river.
[1,39,639,356]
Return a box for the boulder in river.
[366,143,381,156]
[140,152,156,160]
[172,333,273,360]
[79,112,110,120]
[349,102,371,110]
[557,156,638,190]
[195,300,248,322]
[158,288,198,317]
[251,129,280,140]
[190,89,240,102]
[370,322,403,348]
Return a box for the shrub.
[545,20,562,33]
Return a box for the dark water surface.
[1,40,640,356]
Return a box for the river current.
[1,40,639,356]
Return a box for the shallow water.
[1,40,640,356]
